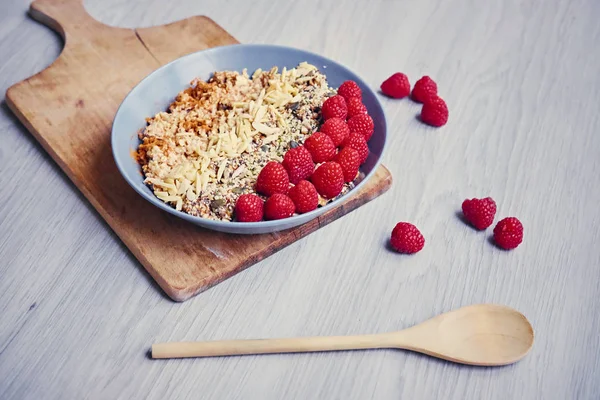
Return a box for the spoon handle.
[152,333,396,359]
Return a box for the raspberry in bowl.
[112,44,387,234]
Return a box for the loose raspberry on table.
[255,161,289,196]
[346,97,368,119]
[347,114,375,141]
[337,80,362,101]
[320,117,350,147]
[420,96,448,127]
[321,95,348,120]
[411,76,438,103]
[311,161,345,199]
[304,132,337,163]
[380,72,411,99]
[493,217,524,250]
[334,147,361,182]
[234,194,264,222]
[342,132,369,164]
[390,222,425,254]
[462,197,497,230]
[288,180,319,214]
[264,193,296,220]
[282,146,314,185]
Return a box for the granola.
[136,62,357,221]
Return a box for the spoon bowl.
[390,304,535,366]
[152,304,534,366]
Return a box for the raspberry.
[304,132,337,163]
[255,161,289,196]
[420,96,448,127]
[320,117,350,147]
[493,217,524,250]
[342,132,369,164]
[282,146,314,185]
[346,97,368,119]
[411,76,438,103]
[234,194,264,222]
[462,197,497,230]
[311,162,345,199]
[288,180,319,214]
[337,80,362,101]
[390,222,425,254]
[380,73,410,99]
[347,114,375,141]
[321,95,348,120]
[334,147,361,182]
[264,193,296,220]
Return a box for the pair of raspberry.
[390,198,524,254]
[234,192,298,221]
[380,74,448,127]
[462,197,524,250]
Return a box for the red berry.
[234,194,264,222]
[304,132,337,163]
[462,197,497,230]
[321,95,348,120]
[334,147,361,182]
[320,117,350,147]
[380,73,410,99]
[420,96,448,127]
[288,180,319,214]
[493,217,524,250]
[342,132,369,164]
[346,97,368,119]
[264,193,296,220]
[390,222,425,254]
[411,76,438,103]
[282,146,314,185]
[337,80,362,101]
[347,114,375,141]
[255,161,289,196]
[311,162,345,199]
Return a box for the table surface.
[1,0,599,399]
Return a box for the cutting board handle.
[29,0,108,40]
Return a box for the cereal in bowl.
[135,63,368,222]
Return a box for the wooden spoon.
[151,304,534,366]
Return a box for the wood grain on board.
[5,0,392,301]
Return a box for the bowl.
[111,44,387,234]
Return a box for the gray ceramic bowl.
[112,44,387,234]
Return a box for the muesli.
[136,62,363,221]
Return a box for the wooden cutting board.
[6,0,392,301]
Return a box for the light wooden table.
[1,0,599,398]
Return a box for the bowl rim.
[111,43,388,230]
